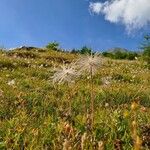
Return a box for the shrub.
[70,46,92,55]
[46,42,60,51]
[102,52,114,58]
[102,50,139,60]
[80,46,92,54]
[127,52,138,60]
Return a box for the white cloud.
[89,2,103,14]
[89,0,150,33]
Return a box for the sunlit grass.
[0,49,150,149]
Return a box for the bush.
[80,46,91,54]
[46,42,59,51]
[127,52,138,60]
[70,46,92,55]
[114,51,127,59]
[102,50,139,60]
[102,52,113,58]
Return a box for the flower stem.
[90,65,94,132]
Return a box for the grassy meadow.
[0,48,150,150]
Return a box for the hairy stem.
[90,65,94,132]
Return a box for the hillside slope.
[0,48,150,149]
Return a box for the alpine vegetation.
[1,48,150,149]
[51,53,103,132]
[51,62,79,116]
[76,53,102,131]
[52,53,102,85]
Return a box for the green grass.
[0,49,150,149]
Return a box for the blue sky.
[0,0,149,51]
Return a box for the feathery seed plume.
[51,63,78,84]
[76,53,102,75]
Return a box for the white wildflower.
[135,57,138,60]
[101,76,112,86]
[8,79,15,86]
[39,64,43,68]
[105,103,109,107]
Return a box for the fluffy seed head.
[76,53,102,75]
[51,63,78,84]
